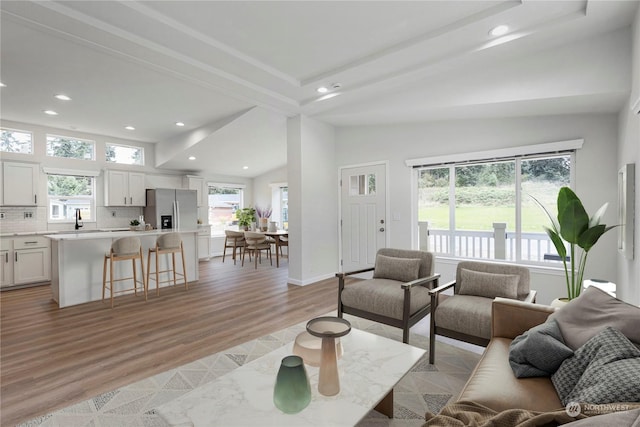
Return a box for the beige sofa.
[436,294,640,426]
[457,297,561,412]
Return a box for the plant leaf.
[558,199,589,243]
[589,202,609,228]
[530,193,560,233]
[544,226,566,258]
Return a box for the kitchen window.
[1,128,33,154]
[106,143,144,165]
[47,174,95,222]
[46,135,95,160]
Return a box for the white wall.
[252,165,287,209]
[287,115,338,285]
[335,114,620,304]
[617,5,640,306]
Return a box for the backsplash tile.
[0,206,143,234]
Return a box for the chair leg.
[110,258,115,308]
[181,243,188,290]
[172,252,177,286]
[155,250,160,296]
[132,258,138,297]
[222,237,228,263]
[241,247,246,266]
[102,255,107,303]
[140,248,147,301]
[429,318,436,364]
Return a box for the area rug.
[18,314,481,427]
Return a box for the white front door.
[340,164,387,272]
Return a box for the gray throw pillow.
[373,254,421,283]
[552,326,640,405]
[509,319,574,378]
[549,286,640,350]
[458,269,519,299]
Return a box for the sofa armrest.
[491,298,555,339]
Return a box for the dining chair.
[223,230,246,265]
[242,231,272,269]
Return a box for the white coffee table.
[156,328,426,426]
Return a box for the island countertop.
[45,228,199,241]
[48,229,199,308]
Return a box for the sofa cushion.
[549,286,640,350]
[458,269,519,299]
[340,278,430,320]
[435,295,494,340]
[373,254,421,283]
[552,327,640,406]
[509,319,573,378]
[458,337,564,413]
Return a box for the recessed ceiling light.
[54,94,71,101]
[43,110,58,116]
[125,126,135,130]
[175,121,185,127]
[489,25,509,37]
[0,82,6,88]
[188,155,196,160]
[242,166,249,170]
[317,87,329,93]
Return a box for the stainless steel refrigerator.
[144,189,198,230]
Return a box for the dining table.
[263,230,288,268]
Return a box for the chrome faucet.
[75,208,83,230]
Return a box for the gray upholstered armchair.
[337,248,440,343]
[428,260,536,364]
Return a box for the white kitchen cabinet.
[104,170,146,206]
[183,175,206,207]
[2,161,39,206]
[197,225,211,261]
[1,236,51,288]
[0,239,13,288]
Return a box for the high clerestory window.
[46,134,95,160]
[106,143,144,165]
[1,128,33,154]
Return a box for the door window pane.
[349,174,376,196]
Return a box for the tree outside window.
[48,174,95,221]
[1,128,33,154]
[46,135,95,160]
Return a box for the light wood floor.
[0,256,338,426]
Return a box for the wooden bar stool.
[147,232,188,296]
[102,236,147,308]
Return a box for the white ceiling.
[0,1,637,177]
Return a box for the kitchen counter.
[1,228,129,237]
[48,229,199,308]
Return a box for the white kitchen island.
[47,229,199,308]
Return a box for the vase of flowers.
[256,205,273,231]
[533,187,617,301]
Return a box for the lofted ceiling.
[0,0,637,177]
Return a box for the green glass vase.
[273,355,311,414]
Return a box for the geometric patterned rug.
[17,313,482,427]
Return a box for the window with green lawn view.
[417,153,571,263]
[47,174,95,222]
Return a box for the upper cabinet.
[104,170,146,206]
[183,175,206,207]
[2,161,39,206]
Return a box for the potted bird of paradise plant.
[532,187,617,301]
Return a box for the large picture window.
[207,184,244,235]
[47,174,95,222]
[417,153,572,264]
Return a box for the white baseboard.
[288,272,335,286]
